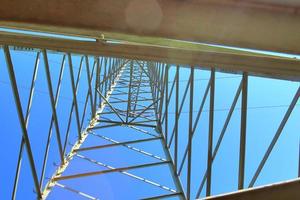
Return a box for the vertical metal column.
[206,69,215,196]
[174,65,179,172]
[165,65,169,143]
[187,67,194,199]
[238,72,248,189]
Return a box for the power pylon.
[1,9,300,198]
[39,60,185,199]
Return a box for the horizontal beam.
[204,178,300,200]
[75,137,162,152]
[1,0,300,54]
[53,161,171,181]
[0,31,300,81]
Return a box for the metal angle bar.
[123,113,156,123]
[99,110,156,124]
[127,125,158,137]
[97,119,157,128]
[162,74,176,124]
[12,51,40,200]
[39,54,66,189]
[106,58,111,95]
[131,93,152,101]
[141,192,183,200]
[109,58,114,90]
[168,74,191,148]
[75,154,175,193]
[150,63,158,117]
[65,86,83,152]
[138,61,162,93]
[99,58,117,86]
[132,95,152,102]
[89,132,166,161]
[55,182,99,200]
[174,65,179,172]
[132,69,143,112]
[112,59,116,85]
[101,57,107,96]
[97,119,124,124]
[147,63,187,200]
[195,79,243,198]
[126,122,157,128]
[187,67,194,200]
[192,78,211,134]
[129,100,154,109]
[108,58,112,90]
[126,61,133,122]
[238,72,248,190]
[93,57,100,114]
[206,69,215,197]
[53,161,171,181]
[109,99,154,104]
[42,49,64,163]
[128,98,160,123]
[155,64,162,111]
[68,53,82,139]
[156,123,187,200]
[88,123,121,130]
[97,57,103,108]
[114,85,152,89]
[79,59,95,131]
[109,92,127,97]
[96,88,125,122]
[4,45,42,198]
[75,137,162,152]
[85,55,94,117]
[126,110,156,122]
[106,98,152,112]
[100,108,155,115]
[131,119,157,124]
[63,57,93,154]
[178,78,211,176]
[249,86,300,187]
[165,65,169,142]
[99,58,124,86]
[158,64,167,121]
[107,95,128,102]
[113,83,149,87]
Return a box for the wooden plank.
[203,178,300,200]
[0,0,300,54]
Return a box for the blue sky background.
[0,28,300,199]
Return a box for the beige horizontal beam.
[0,31,300,80]
[1,0,300,54]
[204,178,300,200]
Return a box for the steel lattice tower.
[1,1,300,199]
[39,60,186,199]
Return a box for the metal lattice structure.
[1,39,300,199]
[1,1,300,196]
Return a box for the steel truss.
[1,43,300,200]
